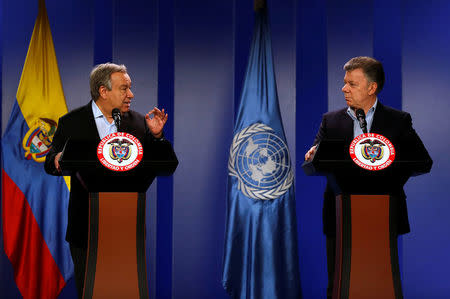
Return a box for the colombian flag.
[1,0,73,298]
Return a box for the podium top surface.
[301,139,432,194]
[302,139,432,176]
[59,138,178,192]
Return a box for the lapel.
[120,112,132,134]
[370,102,385,134]
[339,108,354,142]
[120,111,143,138]
[83,101,101,141]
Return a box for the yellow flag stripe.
[17,0,70,189]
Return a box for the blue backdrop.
[1,0,449,298]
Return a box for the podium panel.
[333,194,402,299]
[83,192,148,299]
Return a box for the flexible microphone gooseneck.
[355,108,368,134]
[112,108,122,132]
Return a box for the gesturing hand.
[304,145,317,161]
[54,152,62,172]
[145,107,168,138]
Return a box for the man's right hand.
[54,152,62,172]
[304,145,317,161]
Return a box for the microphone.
[355,108,368,134]
[112,108,121,131]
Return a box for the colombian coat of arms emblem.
[22,118,57,162]
[349,133,396,171]
[97,132,143,172]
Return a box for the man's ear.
[368,82,378,96]
[98,86,108,99]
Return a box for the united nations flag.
[222,2,301,298]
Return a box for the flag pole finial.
[254,0,266,11]
[38,0,47,14]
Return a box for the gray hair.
[90,63,127,101]
[343,56,385,95]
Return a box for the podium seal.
[349,133,395,171]
[97,132,143,171]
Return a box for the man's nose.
[342,84,349,92]
[127,89,134,98]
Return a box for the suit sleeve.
[313,114,327,146]
[397,113,432,173]
[44,116,66,176]
[143,122,178,164]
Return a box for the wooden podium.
[303,139,431,299]
[60,138,178,299]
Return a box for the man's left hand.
[145,107,168,138]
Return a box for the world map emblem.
[22,118,57,162]
[228,123,293,200]
[97,132,143,172]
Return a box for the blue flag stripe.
[2,102,72,281]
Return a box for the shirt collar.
[91,100,105,119]
[347,98,378,119]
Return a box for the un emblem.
[228,123,293,200]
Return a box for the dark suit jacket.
[313,102,432,237]
[44,101,176,248]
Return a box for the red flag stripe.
[2,169,66,299]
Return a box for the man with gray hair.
[44,62,175,298]
[305,56,431,297]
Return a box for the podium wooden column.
[83,192,148,299]
[333,194,402,299]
